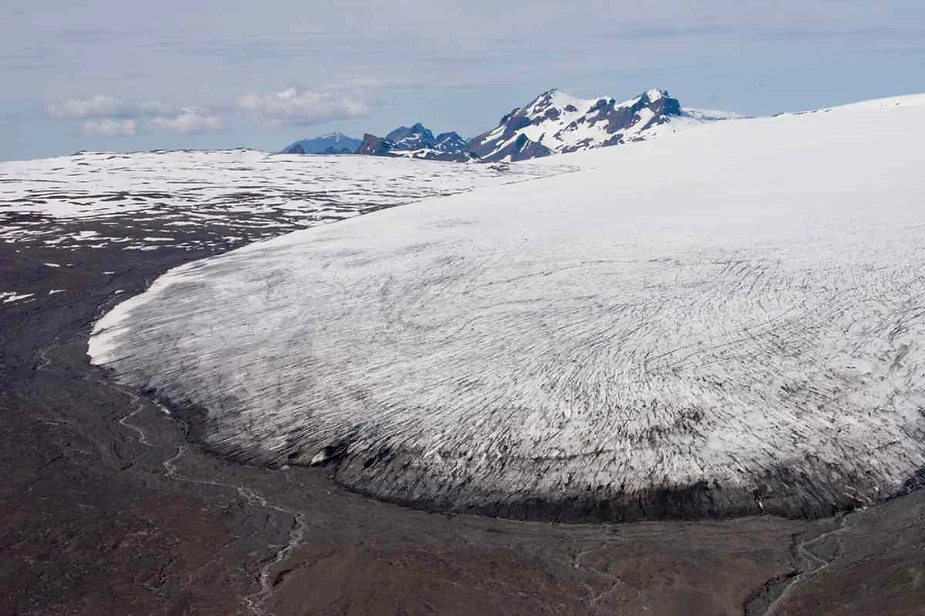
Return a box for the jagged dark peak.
[384,123,438,150]
[384,125,411,142]
[533,87,562,100]
[386,122,434,142]
[433,131,468,153]
[640,88,668,102]
[355,133,393,156]
[627,89,682,117]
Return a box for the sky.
[1,0,924,160]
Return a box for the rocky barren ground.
[2,142,925,615]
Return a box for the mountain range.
[282,88,735,162]
[282,133,363,155]
[355,124,474,161]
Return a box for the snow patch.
[2,292,35,305]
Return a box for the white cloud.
[47,95,173,120]
[236,87,370,126]
[80,118,137,137]
[48,97,221,137]
[48,95,125,119]
[148,107,223,133]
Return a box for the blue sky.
[1,0,924,160]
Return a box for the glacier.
[89,94,925,520]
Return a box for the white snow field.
[90,95,925,520]
[0,149,561,249]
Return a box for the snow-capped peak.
[317,132,353,142]
[465,88,720,162]
[525,89,586,115]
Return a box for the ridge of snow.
[682,108,746,121]
[803,92,925,113]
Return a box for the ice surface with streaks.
[90,95,925,520]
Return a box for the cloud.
[47,95,173,119]
[80,118,136,137]
[47,96,220,137]
[235,87,370,126]
[48,95,125,119]
[148,107,223,133]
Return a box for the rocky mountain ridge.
[466,88,689,161]
[283,88,730,162]
[282,132,362,155]
[356,123,475,161]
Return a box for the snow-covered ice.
[90,95,925,519]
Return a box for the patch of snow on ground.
[0,149,568,249]
[2,292,35,305]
